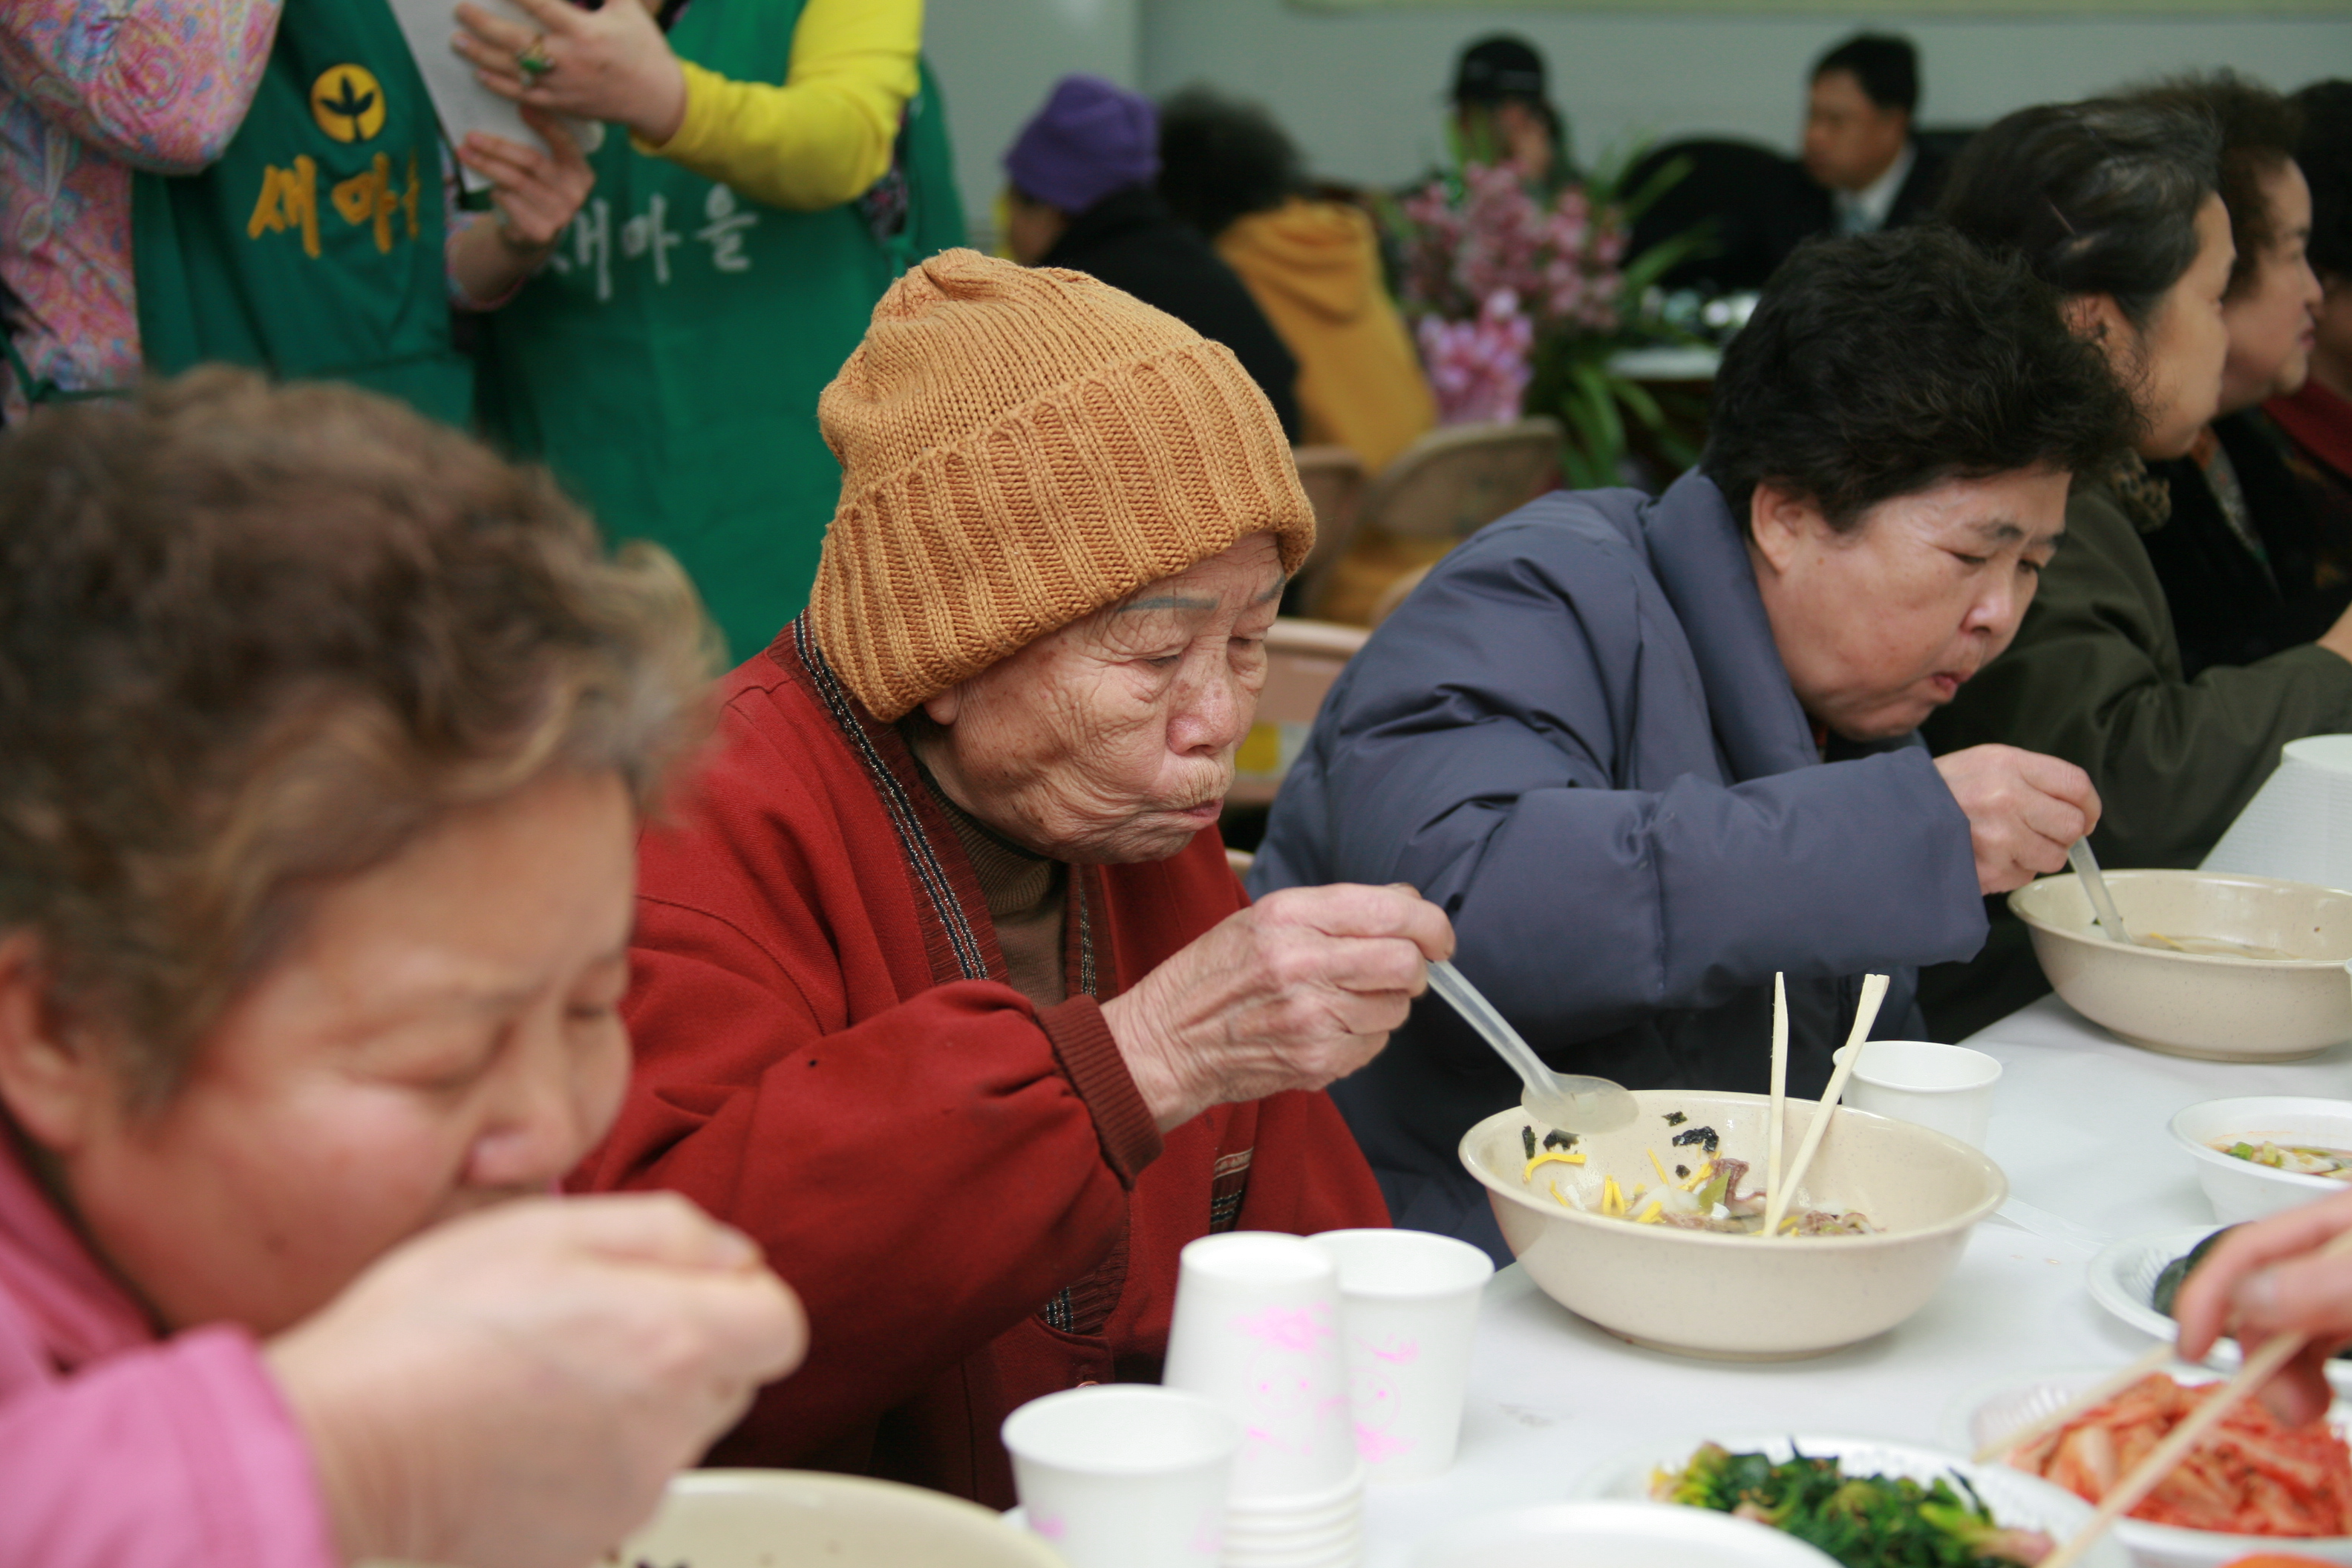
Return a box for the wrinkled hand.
[454,0,687,146]
[266,1193,806,1568]
[2175,1190,2352,1427]
[1932,744,2100,895]
[460,108,593,252]
[1102,883,1453,1131]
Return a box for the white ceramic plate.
[1966,1368,2352,1567]
[1572,1432,2129,1568]
[2087,1225,2352,1395]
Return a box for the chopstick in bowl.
[1763,973,1888,1239]
[1767,973,1788,1219]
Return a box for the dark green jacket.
[1918,469,2352,1039]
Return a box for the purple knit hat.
[1003,74,1160,213]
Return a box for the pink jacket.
[0,1131,334,1567]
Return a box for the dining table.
[1360,990,2352,1564]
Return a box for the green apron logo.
[311,65,386,143]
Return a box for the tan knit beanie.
[807,249,1316,722]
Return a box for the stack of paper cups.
[2202,734,2352,892]
[1163,1232,1363,1568]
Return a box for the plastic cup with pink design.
[1308,1227,1494,1484]
[1001,1384,1241,1568]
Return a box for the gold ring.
[516,36,554,83]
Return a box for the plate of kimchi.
[1967,1368,2352,1567]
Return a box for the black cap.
[1452,35,1546,106]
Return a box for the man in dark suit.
[1624,33,1949,295]
[1802,33,1947,236]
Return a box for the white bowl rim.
[1964,1367,2352,1552]
[2008,869,2352,970]
[2170,1096,2352,1194]
[1457,1094,2008,1251]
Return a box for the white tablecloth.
[1361,993,2352,1563]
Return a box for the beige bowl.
[2009,869,2352,1061]
[609,1469,1062,1568]
[1459,1089,2005,1360]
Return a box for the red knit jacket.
[573,623,1389,1505]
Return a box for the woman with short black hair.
[1923,95,2352,1040]
[1252,226,2132,1257]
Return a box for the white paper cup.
[1163,1232,1356,1500]
[1831,1039,2001,1150]
[1002,1385,1238,1568]
[1305,1228,1493,1483]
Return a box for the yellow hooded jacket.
[1217,198,1436,473]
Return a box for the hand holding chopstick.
[2031,1220,2352,1568]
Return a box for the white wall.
[927,0,1142,242]
[1135,1,2352,187]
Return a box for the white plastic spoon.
[1426,959,1639,1134]
[2068,837,2136,946]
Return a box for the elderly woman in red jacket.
[584,249,1453,1504]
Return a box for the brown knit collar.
[906,748,1064,924]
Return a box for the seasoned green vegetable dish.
[1653,1443,2053,1566]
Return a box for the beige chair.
[1313,416,1564,624]
[1356,416,1564,541]
[1289,445,1368,617]
[1226,617,1368,809]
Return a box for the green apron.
[127,0,469,425]
[480,3,964,660]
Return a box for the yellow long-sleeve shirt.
[636,0,921,213]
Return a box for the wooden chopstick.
[1763,973,1889,1239]
[2035,1223,2352,1568]
[1766,973,1788,1219]
[1969,1343,2175,1463]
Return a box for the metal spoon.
[2067,837,2137,946]
[1426,959,1640,1133]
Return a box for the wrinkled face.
[2221,160,2322,412]
[916,535,1283,864]
[1802,70,1909,193]
[46,771,636,1335]
[1749,468,2072,741]
[2104,194,2235,460]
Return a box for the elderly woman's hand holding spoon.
[1933,743,2102,895]
[1101,883,1454,1131]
